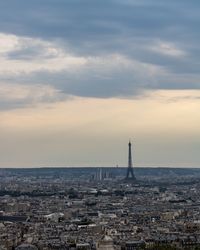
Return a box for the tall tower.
[125,141,136,180]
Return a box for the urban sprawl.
[0,166,200,250]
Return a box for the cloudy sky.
[0,0,200,167]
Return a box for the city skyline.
[0,0,200,167]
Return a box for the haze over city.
[0,0,200,167]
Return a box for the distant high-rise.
[125,141,136,180]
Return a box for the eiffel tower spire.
[125,141,136,180]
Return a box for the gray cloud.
[0,0,198,52]
[0,83,66,110]
[0,0,200,109]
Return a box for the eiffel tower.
[125,141,136,180]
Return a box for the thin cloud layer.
[0,83,65,110]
